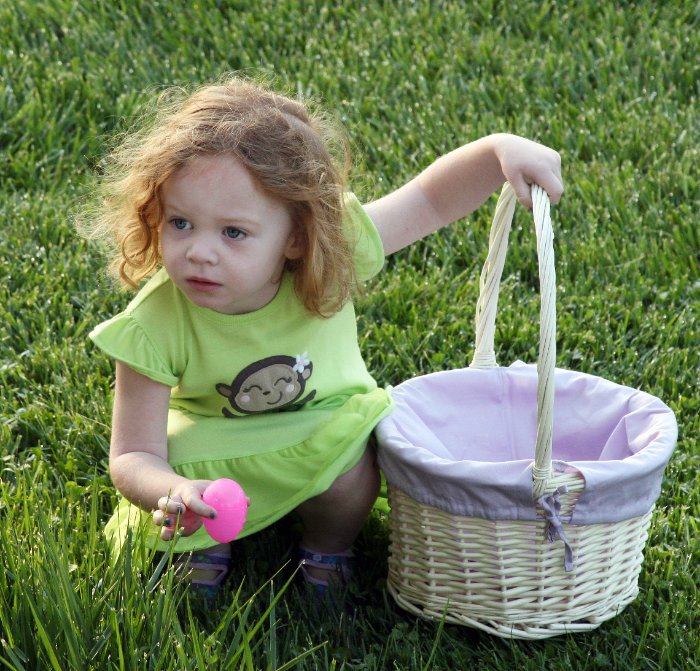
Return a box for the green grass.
[1,0,698,669]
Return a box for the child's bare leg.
[295,443,380,583]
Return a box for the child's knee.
[326,453,379,503]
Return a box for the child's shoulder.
[124,268,174,314]
[343,192,385,282]
[91,268,181,359]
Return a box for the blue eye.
[171,218,191,230]
[224,227,245,240]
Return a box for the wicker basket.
[376,184,676,639]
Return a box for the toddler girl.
[84,75,563,592]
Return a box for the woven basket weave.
[386,487,653,639]
[380,184,663,639]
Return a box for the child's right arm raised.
[109,361,217,540]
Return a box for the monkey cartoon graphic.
[216,354,316,418]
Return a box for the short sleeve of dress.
[89,311,179,387]
[343,192,385,282]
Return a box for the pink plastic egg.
[201,478,248,543]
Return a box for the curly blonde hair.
[81,75,355,317]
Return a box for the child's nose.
[186,236,217,264]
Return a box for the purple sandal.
[173,550,231,597]
[297,547,354,594]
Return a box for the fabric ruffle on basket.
[378,361,676,527]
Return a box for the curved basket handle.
[470,183,556,500]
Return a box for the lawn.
[0,1,698,669]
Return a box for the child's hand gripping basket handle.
[470,183,555,500]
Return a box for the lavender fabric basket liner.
[376,361,677,525]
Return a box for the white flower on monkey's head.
[293,352,310,374]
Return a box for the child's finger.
[160,525,175,541]
[546,174,564,204]
[183,495,217,520]
[157,495,186,515]
[532,171,564,205]
[152,509,177,541]
[153,508,176,526]
[508,175,534,209]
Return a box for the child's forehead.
[163,154,256,198]
[175,153,245,179]
[161,153,292,224]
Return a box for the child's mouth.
[187,277,221,292]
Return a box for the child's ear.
[284,229,305,260]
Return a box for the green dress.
[90,194,393,555]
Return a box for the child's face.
[159,154,301,315]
